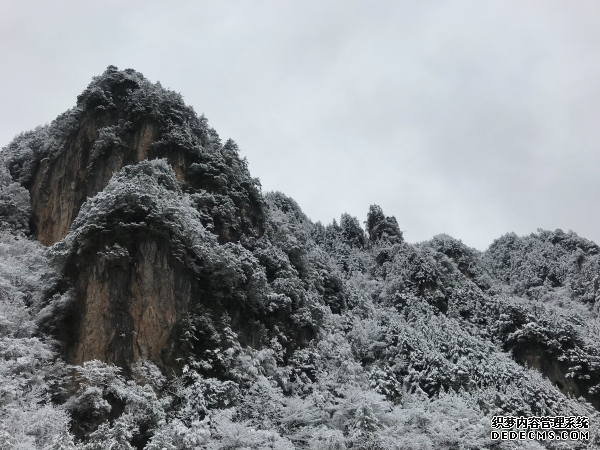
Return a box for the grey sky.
[1,0,599,250]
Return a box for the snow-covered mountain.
[1,66,599,449]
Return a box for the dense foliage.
[1,67,599,449]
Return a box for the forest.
[1,66,599,449]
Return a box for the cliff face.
[42,151,284,373]
[30,118,157,246]
[69,238,190,368]
[2,67,310,373]
[6,66,264,248]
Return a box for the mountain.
[0,66,599,449]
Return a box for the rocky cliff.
[6,66,264,247]
[3,67,324,374]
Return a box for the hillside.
[0,66,599,449]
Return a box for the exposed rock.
[3,67,269,373]
[36,155,316,373]
[5,66,264,246]
[29,118,158,245]
[70,239,189,368]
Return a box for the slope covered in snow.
[1,67,599,449]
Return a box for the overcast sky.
[1,0,599,250]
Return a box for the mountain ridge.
[1,66,599,449]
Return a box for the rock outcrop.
[5,66,264,247]
[29,119,158,246]
[4,67,317,373]
[68,238,190,368]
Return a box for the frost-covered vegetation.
[0,206,73,448]
[1,67,600,449]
